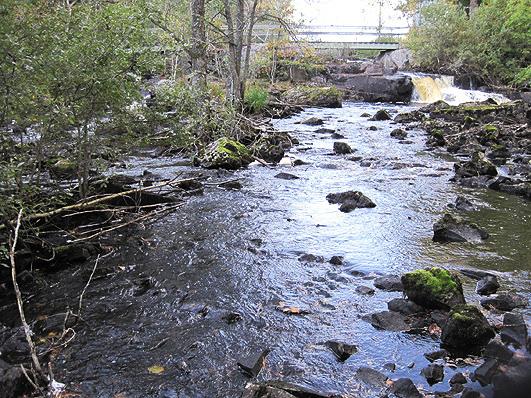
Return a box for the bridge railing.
[251,24,409,44]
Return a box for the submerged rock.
[452,196,476,211]
[200,138,253,170]
[315,128,336,134]
[401,267,465,310]
[333,141,353,154]
[480,293,528,312]
[356,285,375,295]
[433,213,489,243]
[274,172,300,180]
[476,275,500,296]
[441,304,495,349]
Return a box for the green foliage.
[404,0,531,86]
[244,84,269,113]
[404,268,459,296]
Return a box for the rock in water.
[326,191,376,213]
[387,298,424,315]
[367,311,409,331]
[455,151,498,178]
[401,267,465,310]
[274,172,300,180]
[390,129,408,139]
[441,304,495,349]
[476,275,500,295]
[454,195,476,211]
[501,312,528,348]
[433,213,489,243]
[301,116,324,126]
[356,367,388,387]
[370,109,392,121]
[480,293,528,312]
[333,141,353,154]
[374,275,403,292]
[421,364,444,385]
[200,138,253,170]
[390,378,423,398]
[325,341,358,362]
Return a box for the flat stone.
[483,340,514,364]
[367,311,409,331]
[356,366,388,387]
[433,213,489,243]
[501,312,528,348]
[314,128,336,134]
[474,358,499,386]
[481,293,528,312]
[387,298,424,315]
[476,275,500,296]
[374,275,403,292]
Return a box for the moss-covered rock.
[282,86,342,108]
[401,267,465,310]
[200,138,253,170]
[49,158,77,179]
[251,132,293,163]
[441,304,495,349]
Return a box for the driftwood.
[0,176,199,232]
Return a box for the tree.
[190,0,207,90]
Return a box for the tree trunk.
[190,0,207,91]
[242,0,260,97]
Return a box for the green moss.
[431,129,445,139]
[215,138,250,159]
[405,268,458,296]
[483,124,498,133]
[450,304,480,322]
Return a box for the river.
[6,101,530,397]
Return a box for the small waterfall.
[409,74,509,105]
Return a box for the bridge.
[252,24,408,52]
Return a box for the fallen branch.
[9,209,46,382]
[1,177,198,230]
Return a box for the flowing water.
[3,102,530,397]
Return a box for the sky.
[292,0,411,28]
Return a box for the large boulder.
[376,49,412,71]
[401,267,465,310]
[200,138,253,170]
[282,86,343,108]
[441,304,495,349]
[433,213,489,243]
[336,75,413,103]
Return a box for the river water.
[6,102,530,397]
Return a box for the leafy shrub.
[405,0,531,86]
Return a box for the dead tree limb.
[9,209,45,382]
